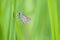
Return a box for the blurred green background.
[0,0,60,40]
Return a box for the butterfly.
[18,12,31,23]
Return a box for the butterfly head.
[18,12,22,18]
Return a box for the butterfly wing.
[21,16,31,23]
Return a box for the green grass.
[0,0,60,40]
[48,0,59,40]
